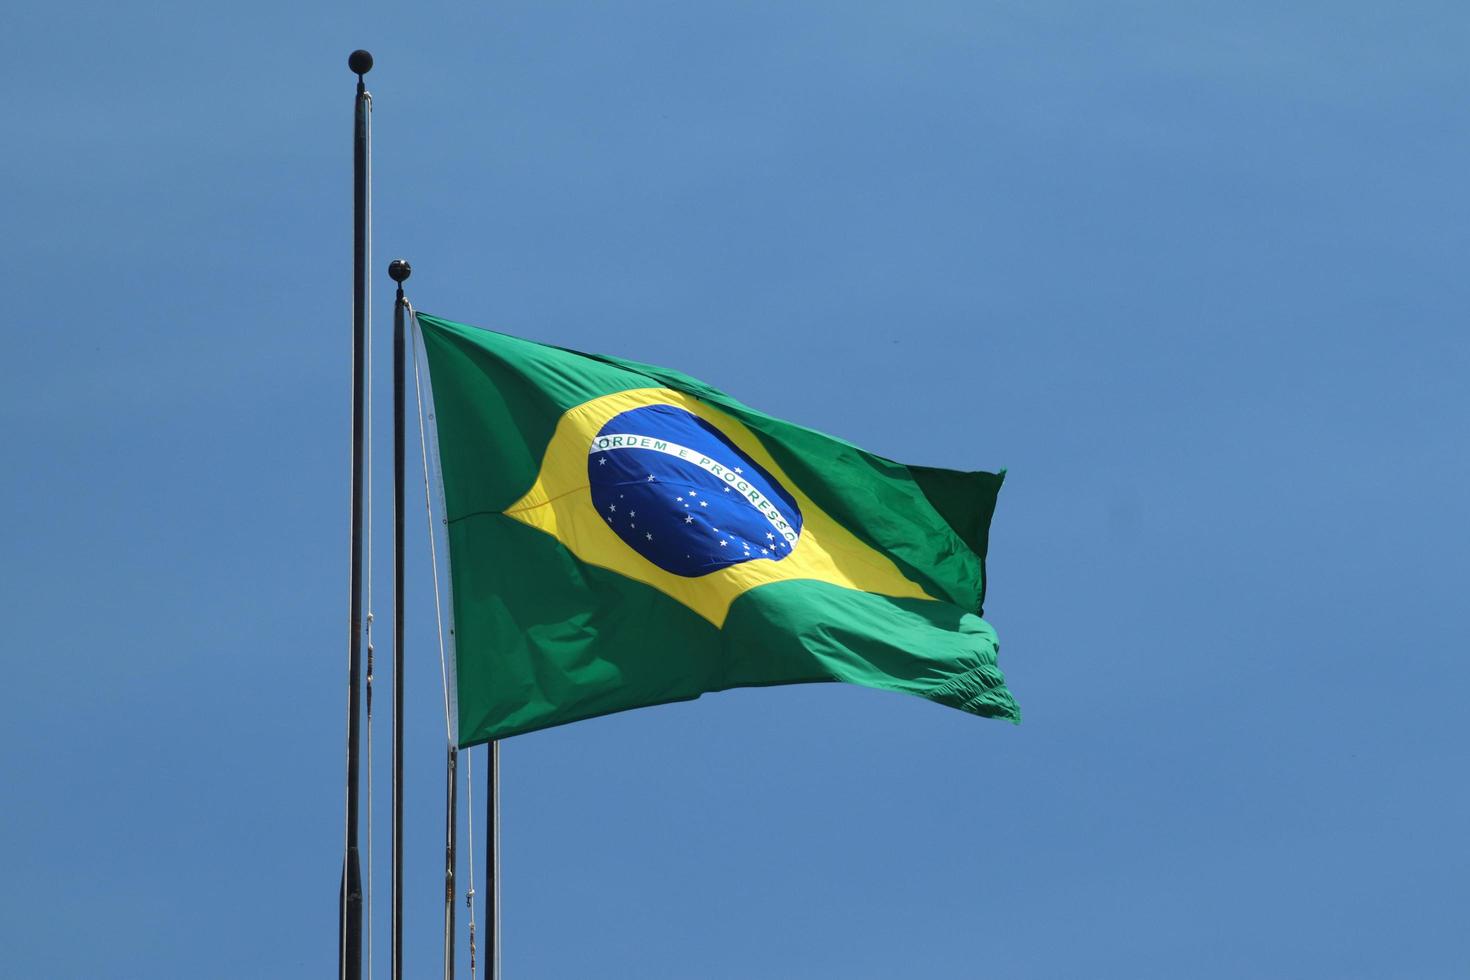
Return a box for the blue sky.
[3,2,1467,977]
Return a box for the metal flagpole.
[389,258,411,980]
[394,261,462,979]
[487,742,500,980]
[444,744,459,980]
[340,47,373,980]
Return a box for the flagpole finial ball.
[388,259,412,283]
[348,50,374,75]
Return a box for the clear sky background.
[3,2,1467,977]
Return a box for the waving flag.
[416,313,1019,744]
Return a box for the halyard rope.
[408,302,454,742]
[466,744,478,979]
[411,303,476,976]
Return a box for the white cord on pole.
[409,302,455,745]
[466,744,478,979]
[411,304,474,977]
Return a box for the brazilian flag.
[416,313,1019,745]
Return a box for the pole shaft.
[392,288,407,980]
[444,745,459,980]
[340,71,370,980]
[486,742,500,980]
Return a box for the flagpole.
[340,47,373,980]
[389,258,411,978]
[487,742,500,980]
[392,261,474,977]
[391,258,414,980]
[444,744,459,980]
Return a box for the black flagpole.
[397,260,473,979]
[444,744,459,980]
[340,47,373,980]
[389,258,411,980]
[487,742,500,980]
[389,260,460,979]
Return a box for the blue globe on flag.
[587,404,804,577]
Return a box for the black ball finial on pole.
[388,259,412,283]
[348,49,374,77]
